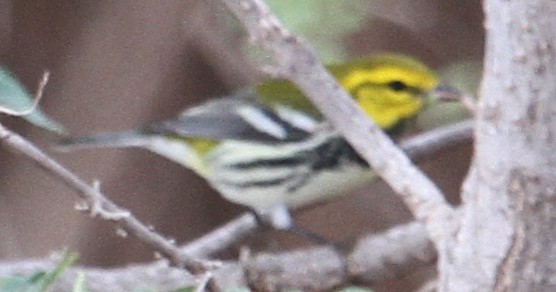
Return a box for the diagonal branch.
[218,0,457,247]
[0,123,213,274]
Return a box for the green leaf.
[0,272,46,292]
[40,252,79,291]
[0,66,65,133]
[72,272,88,292]
[0,252,78,292]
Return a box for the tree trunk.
[440,0,556,290]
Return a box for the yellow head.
[330,54,438,130]
[257,53,439,131]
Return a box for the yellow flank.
[186,138,219,156]
[166,134,218,157]
[163,135,218,177]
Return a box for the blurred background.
[0,0,483,290]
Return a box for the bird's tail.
[57,130,151,150]
[57,130,208,177]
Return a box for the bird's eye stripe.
[341,67,435,94]
[388,81,407,91]
[347,80,423,96]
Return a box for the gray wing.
[143,96,317,143]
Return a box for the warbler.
[59,54,442,229]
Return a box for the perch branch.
[0,220,437,291]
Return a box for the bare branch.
[434,87,477,115]
[181,212,258,258]
[347,222,435,284]
[218,0,457,247]
[0,220,437,291]
[244,221,436,291]
[440,1,556,290]
[402,120,473,161]
[0,123,213,274]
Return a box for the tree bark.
[440,0,556,290]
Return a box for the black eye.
[388,81,407,91]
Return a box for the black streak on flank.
[226,156,306,169]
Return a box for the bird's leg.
[251,204,292,231]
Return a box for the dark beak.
[430,84,464,102]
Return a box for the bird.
[58,54,443,230]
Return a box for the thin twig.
[402,120,473,160]
[181,212,258,258]
[219,0,458,248]
[0,123,214,274]
[435,89,477,115]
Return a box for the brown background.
[0,1,483,290]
